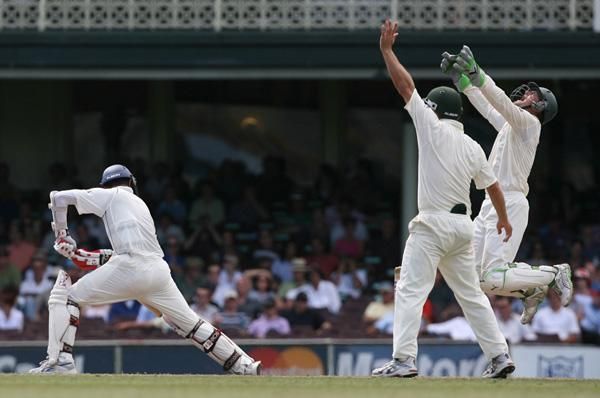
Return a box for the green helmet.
[424,86,463,121]
[538,87,558,125]
[509,82,558,125]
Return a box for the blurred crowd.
[0,157,600,345]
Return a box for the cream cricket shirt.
[404,89,497,216]
[54,186,164,258]
[464,76,541,196]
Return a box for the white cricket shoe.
[238,360,262,375]
[552,263,574,307]
[29,357,77,374]
[520,286,548,324]
[482,353,515,379]
[371,357,418,378]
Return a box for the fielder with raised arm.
[372,21,515,378]
[440,46,573,324]
[30,165,261,375]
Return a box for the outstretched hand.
[379,20,398,52]
[440,51,471,92]
[452,45,486,87]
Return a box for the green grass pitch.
[1,375,599,398]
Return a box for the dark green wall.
[0,31,598,77]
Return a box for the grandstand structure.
[0,0,599,377]
[0,0,596,31]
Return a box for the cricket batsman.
[440,46,573,324]
[29,164,262,375]
[372,21,515,378]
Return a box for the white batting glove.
[53,229,77,258]
[71,248,113,271]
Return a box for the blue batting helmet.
[99,164,138,194]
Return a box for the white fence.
[0,0,594,31]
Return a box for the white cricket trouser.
[393,212,508,361]
[473,192,529,276]
[70,254,197,332]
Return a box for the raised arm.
[453,45,539,133]
[463,87,506,132]
[379,20,415,103]
[485,182,512,242]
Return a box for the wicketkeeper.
[440,45,572,324]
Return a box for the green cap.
[424,86,463,121]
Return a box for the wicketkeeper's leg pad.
[167,316,255,374]
[47,270,80,364]
[480,262,557,298]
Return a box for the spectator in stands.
[157,186,187,225]
[571,268,593,320]
[287,269,341,314]
[0,246,21,290]
[113,305,168,333]
[307,208,330,245]
[307,238,338,278]
[282,292,331,334]
[234,276,261,319]
[163,235,186,276]
[183,215,221,262]
[7,222,36,271]
[314,164,339,204]
[144,162,170,204]
[175,257,204,303]
[247,273,276,306]
[81,214,110,248]
[527,241,548,267]
[81,304,111,323]
[532,289,580,343]
[493,297,536,343]
[333,218,364,259]
[428,271,456,321]
[219,230,237,259]
[372,297,433,336]
[19,253,53,320]
[569,240,586,269]
[217,254,242,295]
[327,198,368,243]
[365,218,399,281]
[108,300,142,324]
[424,304,476,341]
[278,258,309,298]
[201,263,219,291]
[214,290,250,333]
[331,257,367,300]
[190,287,219,323]
[580,287,600,344]
[188,181,225,227]
[271,241,296,283]
[73,223,100,251]
[229,186,268,227]
[363,282,395,324]
[252,229,279,263]
[0,285,23,332]
[288,192,311,229]
[247,299,291,338]
[156,214,185,248]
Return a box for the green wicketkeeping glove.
[453,45,486,87]
[440,51,471,92]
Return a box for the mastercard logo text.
[247,347,325,376]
